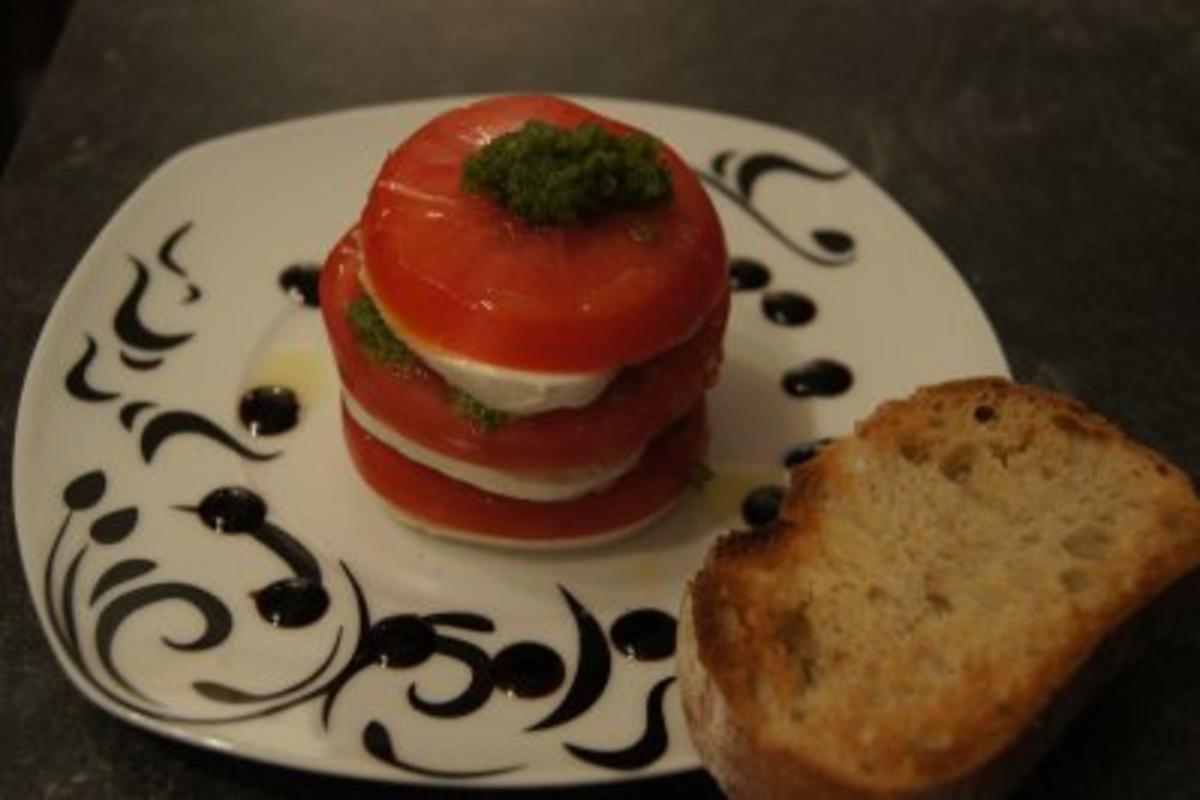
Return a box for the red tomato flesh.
[321,226,728,471]
[360,94,727,372]
[342,400,708,542]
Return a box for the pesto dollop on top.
[462,120,673,225]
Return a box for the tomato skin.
[360,95,727,372]
[320,226,729,470]
[342,400,708,542]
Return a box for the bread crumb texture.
[685,378,1200,798]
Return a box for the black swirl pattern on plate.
[90,559,156,605]
[783,359,854,398]
[65,337,118,403]
[239,386,301,437]
[611,609,677,662]
[700,149,856,266]
[94,582,233,702]
[192,630,345,704]
[315,574,508,731]
[139,410,279,463]
[703,159,856,407]
[42,469,247,715]
[41,469,351,725]
[762,290,817,326]
[89,506,138,544]
[309,570,527,777]
[178,486,328,628]
[279,263,321,308]
[732,152,851,197]
[155,221,204,302]
[526,587,611,732]
[119,401,155,430]
[114,258,194,352]
[62,225,279,465]
[728,257,771,291]
[492,643,566,699]
[119,351,164,371]
[564,677,676,771]
[42,467,684,776]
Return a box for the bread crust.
[679,378,1200,799]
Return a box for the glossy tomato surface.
[320,227,728,470]
[342,400,708,542]
[360,94,727,371]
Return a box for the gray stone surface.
[2,0,1198,797]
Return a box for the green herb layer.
[348,295,415,366]
[449,388,511,433]
[347,294,509,431]
[462,120,673,225]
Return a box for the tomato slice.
[360,94,727,372]
[342,400,708,542]
[321,226,728,470]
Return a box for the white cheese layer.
[360,271,616,416]
[343,392,643,502]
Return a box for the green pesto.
[347,294,510,431]
[449,388,512,433]
[462,120,673,225]
[348,295,415,366]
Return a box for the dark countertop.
[3,1,1198,797]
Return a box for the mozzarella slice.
[359,271,616,416]
[343,392,642,502]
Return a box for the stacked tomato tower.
[321,95,729,547]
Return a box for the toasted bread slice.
[678,378,1200,800]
